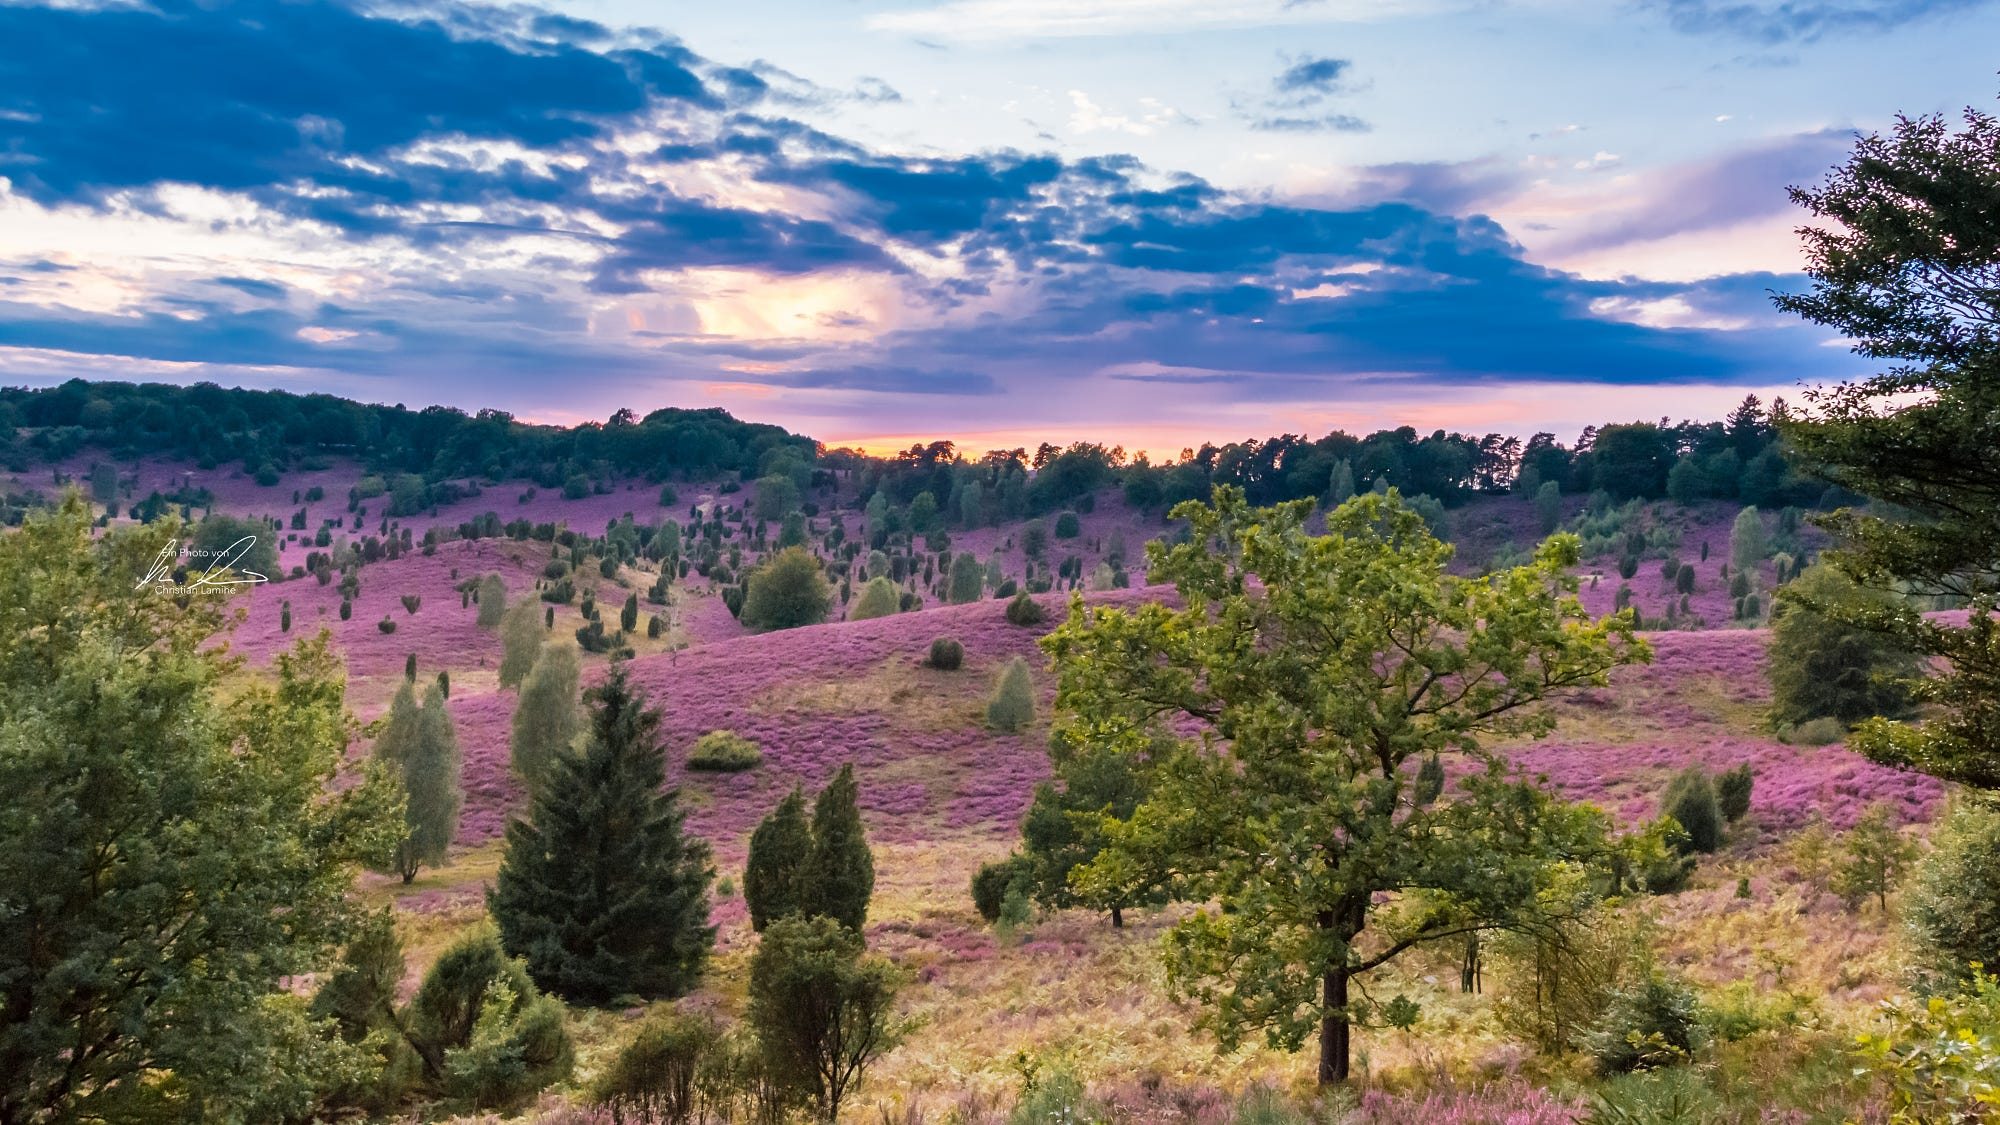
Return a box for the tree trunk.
[1318,965,1351,1084]
[1461,932,1482,994]
[1110,905,1124,929]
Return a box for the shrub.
[741,547,831,632]
[590,1008,715,1125]
[378,616,397,634]
[340,598,353,620]
[476,574,507,629]
[406,929,574,1110]
[986,657,1036,732]
[1833,802,1918,912]
[1053,511,1081,539]
[745,916,905,1123]
[1583,971,1706,1075]
[687,730,763,773]
[927,637,964,671]
[971,855,1033,923]
[849,576,900,621]
[994,578,1018,599]
[1004,590,1046,627]
[1856,966,2000,1120]
[1905,798,2000,995]
[1715,764,1754,822]
[1659,767,1723,854]
[1618,554,1639,580]
[400,593,421,615]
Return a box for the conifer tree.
[947,552,985,604]
[802,764,875,931]
[489,663,715,1004]
[476,573,508,630]
[498,598,543,689]
[848,576,900,621]
[390,684,463,883]
[987,656,1036,732]
[744,787,811,932]
[620,592,639,634]
[511,641,581,784]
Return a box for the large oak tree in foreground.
[1043,487,1646,1084]
[1775,95,2000,792]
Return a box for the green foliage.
[800,764,876,932]
[746,916,907,1122]
[1494,894,1648,1056]
[754,474,802,521]
[1715,764,1754,823]
[498,597,544,689]
[309,910,422,1112]
[1005,589,1048,626]
[1775,101,2000,793]
[948,551,986,604]
[1019,736,1167,927]
[1622,816,1697,894]
[986,655,1036,732]
[510,641,581,784]
[190,511,279,579]
[1767,563,1921,727]
[378,615,398,634]
[384,684,462,883]
[1833,802,1918,913]
[850,575,901,620]
[1042,486,1645,1082]
[590,1007,717,1125]
[1054,511,1081,539]
[476,572,507,630]
[972,855,1035,923]
[1534,479,1563,535]
[1854,964,2000,1121]
[687,729,763,772]
[490,663,714,1005]
[0,498,402,1122]
[406,928,573,1110]
[745,788,811,933]
[741,546,831,631]
[1659,767,1724,854]
[927,636,964,670]
[1582,971,1707,1075]
[1904,798,2000,995]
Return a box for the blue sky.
[1,0,1994,454]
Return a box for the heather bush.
[1904,798,2000,994]
[986,657,1035,732]
[1715,764,1754,823]
[1583,970,1706,1075]
[927,636,964,670]
[1659,767,1723,854]
[1005,590,1047,627]
[687,730,762,773]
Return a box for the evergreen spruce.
[488,663,715,1004]
[801,764,875,931]
[744,787,811,932]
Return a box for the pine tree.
[511,641,581,784]
[488,663,715,1004]
[744,787,811,932]
[498,598,543,689]
[802,764,875,931]
[391,684,463,883]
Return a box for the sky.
[0,0,1994,456]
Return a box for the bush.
[687,731,762,773]
[746,916,905,1122]
[1767,564,1921,727]
[378,617,397,635]
[741,547,831,632]
[1905,798,2000,995]
[1781,716,1848,746]
[849,576,900,621]
[1053,511,1081,539]
[1005,590,1046,627]
[986,657,1035,732]
[971,856,1033,923]
[1659,767,1723,854]
[1583,971,1706,1075]
[340,598,353,620]
[1715,764,1754,823]
[590,1008,715,1125]
[927,637,964,671]
[407,929,573,1110]
[400,593,421,615]
[1856,966,2000,1118]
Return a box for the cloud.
[0,0,1866,424]
[1274,55,1353,96]
[1644,0,1996,42]
[1251,113,1371,133]
[864,0,1441,40]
